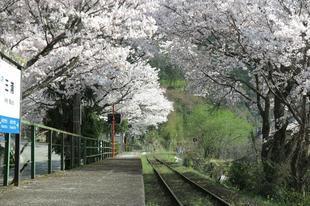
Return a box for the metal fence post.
[14,133,20,186]
[31,126,36,179]
[110,142,112,158]
[78,136,81,166]
[60,133,64,171]
[97,139,99,162]
[107,142,109,158]
[93,140,96,163]
[70,136,74,169]
[3,133,10,186]
[107,142,110,158]
[90,140,93,163]
[100,140,103,160]
[103,141,105,159]
[83,139,87,165]
[48,130,52,174]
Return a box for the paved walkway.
[116,152,141,159]
[0,158,145,206]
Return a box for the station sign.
[107,113,121,124]
[0,57,21,134]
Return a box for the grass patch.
[141,155,159,206]
[154,153,282,206]
[141,154,173,206]
[160,79,187,90]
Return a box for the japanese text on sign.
[0,57,21,134]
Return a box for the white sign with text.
[0,57,21,134]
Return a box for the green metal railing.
[1,120,118,186]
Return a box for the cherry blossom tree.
[156,0,310,192]
[0,0,172,131]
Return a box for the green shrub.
[201,160,231,181]
[302,195,310,206]
[228,161,263,192]
[183,157,193,167]
[229,160,310,205]
[272,187,310,206]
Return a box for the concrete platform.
[0,158,145,206]
[116,152,141,159]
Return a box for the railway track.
[147,156,231,206]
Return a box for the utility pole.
[112,104,116,158]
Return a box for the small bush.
[183,151,201,168]
[228,160,310,205]
[183,157,193,167]
[272,187,310,206]
[202,160,231,181]
[228,161,264,192]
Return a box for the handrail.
[22,120,106,141]
[2,120,115,187]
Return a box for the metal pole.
[72,94,81,166]
[77,136,81,166]
[3,133,10,186]
[83,139,87,165]
[60,133,64,171]
[101,140,103,160]
[14,57,23,187]
[97,140,99,161]
[48,131,52,174]
[70,136,74,169]
[112,104,115,158]
[31,126,36,179]
[103,141,106,159]
[14,133,20,186]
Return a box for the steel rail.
[146,157,184,206]
[154,157,231,206]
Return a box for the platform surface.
[0,158,145,206]
[116,152,141,159]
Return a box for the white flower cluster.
[156,0,310,131]
[0,0,173,131]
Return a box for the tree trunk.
[262,94,310,193]
[290,131,309,194]
[261,93,289,192]
[290,96,310,193]
[250,131,259,163]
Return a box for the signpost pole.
[0,51,22,187]
[14,133,20,186]
[3,133,10,186]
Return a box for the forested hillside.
[143,56,254,161]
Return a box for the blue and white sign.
[0,57,21,134]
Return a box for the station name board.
[0,57,21,134]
